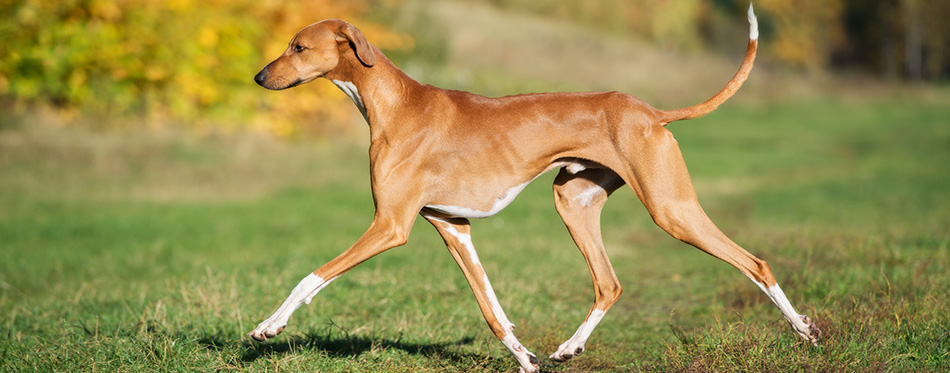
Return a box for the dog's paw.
[549,340,585,363]
[798,315,821,346]
[548,335,585,363]
[514,348,540,372]
[249,321,285,342]
[517,356,539,373]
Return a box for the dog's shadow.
[195,326,503,367]
[240,334,479,363]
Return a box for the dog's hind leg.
[423,213,540,373]
[549,167,626,362]
[620,125,821,344]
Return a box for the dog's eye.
[293,45,306,53]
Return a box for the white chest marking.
[425,181,530,219]
[332,80,368,122]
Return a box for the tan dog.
[249,5,820,372]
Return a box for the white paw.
[794,314,821,346]
[514,350,540,372]
[549,340,585,363]
[248,320,285,342]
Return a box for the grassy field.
[2,88,948,372]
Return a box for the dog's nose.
[254,70,268,87]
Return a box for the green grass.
[2,90,949,371]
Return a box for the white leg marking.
[250,273,337,341]
[572,184,605,208]
[568,168,621,208]
[441,225,516,332]
[442,224,516,332]
[472,256,535,369]
[483,274,516,332]
[428,215,537,371]
[550,309,605,362]
[745,274,819,344]
[565,162,586,174]
[332,80,368,122]
[745,274,801,320]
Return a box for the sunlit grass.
[2,90,948,371]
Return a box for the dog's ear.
[339,23,376,67]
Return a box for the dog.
[249,5,820,372]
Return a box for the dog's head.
[254,19,376,90]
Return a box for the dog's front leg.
[423,213,540,373]
[249,272,336,341]
[249,212,413,341]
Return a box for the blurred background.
[2,1,949,371]
[1,0,947,137]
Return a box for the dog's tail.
[660,4,758,125]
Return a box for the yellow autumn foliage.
[0,0,412,137]
[757,0,846,76]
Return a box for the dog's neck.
[325,49,424,135]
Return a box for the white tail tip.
[748,4,759,41]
